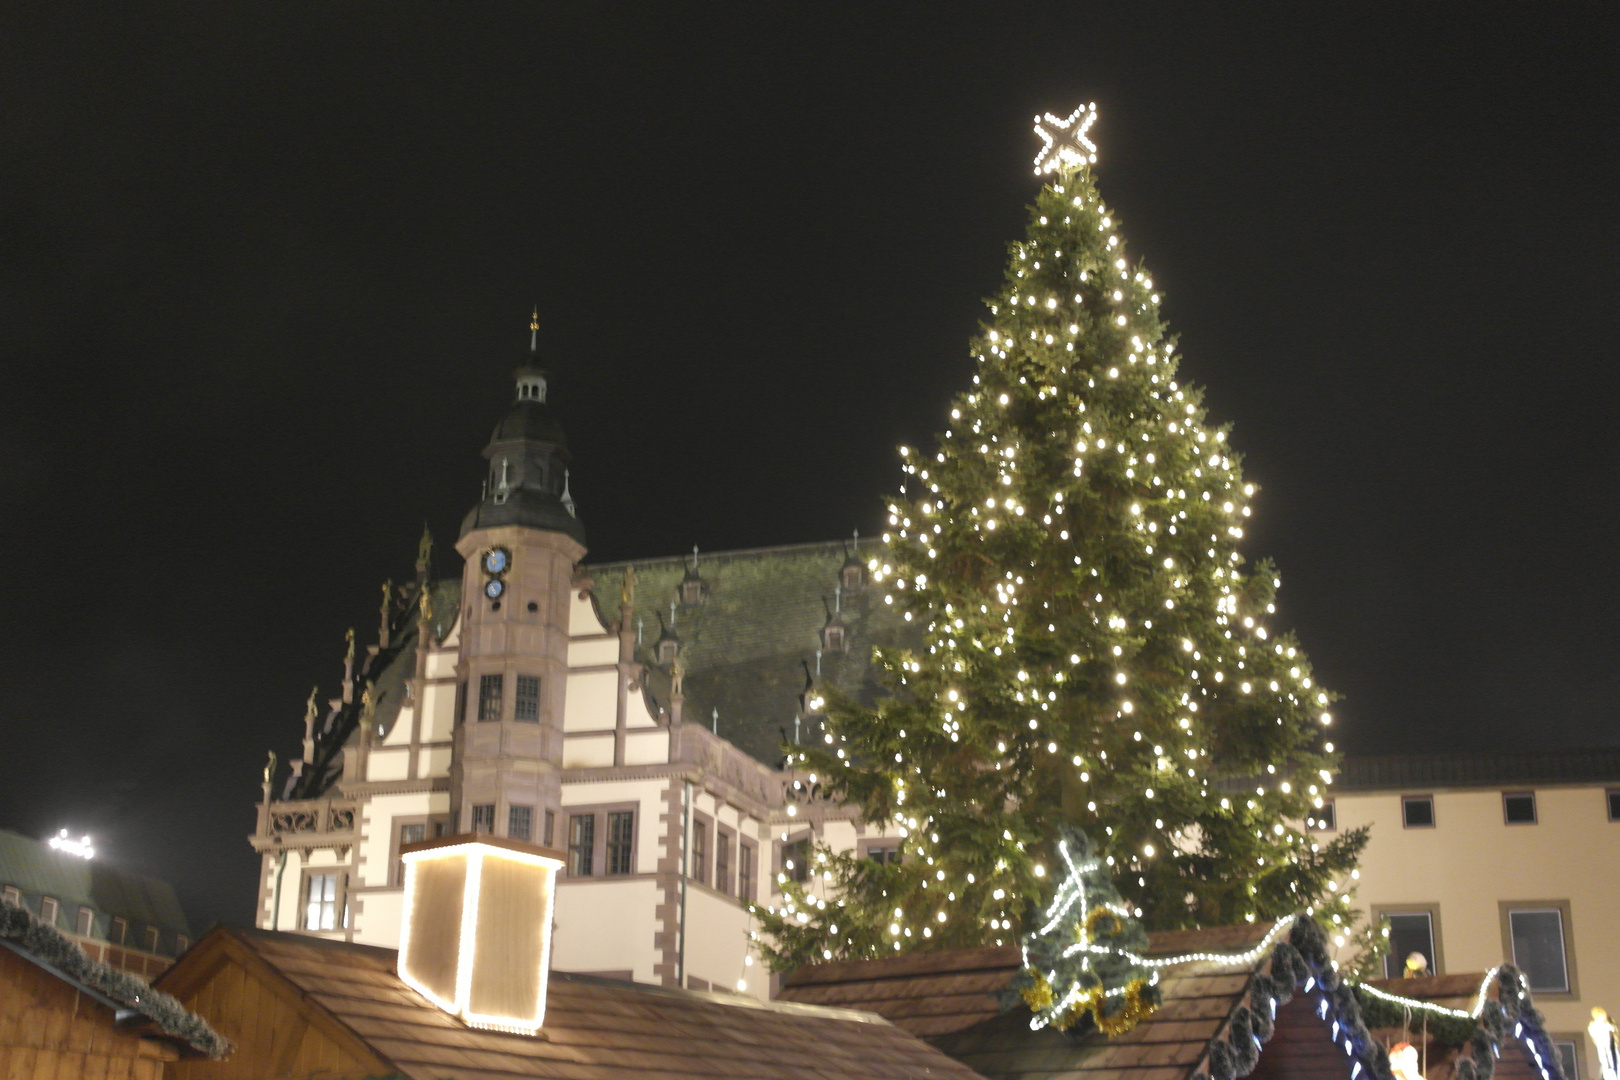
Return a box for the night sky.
[3,5,1616,932]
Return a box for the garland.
[0,898,230,1058]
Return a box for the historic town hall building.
[251,345,904,996]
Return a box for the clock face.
[483,547,511,575]
[484,578,506,600]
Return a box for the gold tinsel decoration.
[1020,971,1055,1012]
[1084,905,1125,940]
[1093,977,1157,1037]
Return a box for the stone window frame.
[389,814,451,886]
[778,829,813,888]
[508,803,535,842]
[1607,788,1620,822]
[1401,793,1436,828]
[1503,790,1538,825]
[689,811,713,888]
[1499,899,1579,999]
[1546,1033,1584,1080]
[563,802,641,879]
[514,674,542,723]
[477,672,504,722]
[858,837,903,866]
[470,803,496,834]
[1373,902,1445,977]
[738,837,757,904]
[1308,798,1337,831]
[657,638,679,665]
[299,866,348,933]
[715,824,735,897]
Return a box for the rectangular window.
[1309,800,1337,831]
[176,935,190,953]
[782,838,810,884]
[110,916,127,945]
[691,820,709,885]
[1383,912,1437,978]
[1,886,19,907]
[1552,1040,1580,1080]
[75,907,93,936]
[607,811,634,875]
[866,842,902,866]
[1402,795,1435,828]
[514,675,541,722]
[40,896,58,926]
[1504,792,1537,824]
[569,814,595,876]
[471,804,495,833]
[1607,789,1620,822]
[716,830,733,895]
[302,873,342,931]
[397,822,427,884]
[1508,908,1570,993]
[145,926,160,952]
[544,810,556,847]
[739,841,756,902]
[509,804,533,841]
[477,673,503,721]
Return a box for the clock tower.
[451,339,585,848]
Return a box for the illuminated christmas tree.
[755,105,1365,970]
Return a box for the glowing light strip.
[1347,967,1500,1021]
[398,842,564,1036]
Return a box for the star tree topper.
[1033,102,1099,175]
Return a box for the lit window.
[514,675,541,722]
[477,674,503,721]
[1382,912,1437,977]
[508,805,533,842]
[1309,800,1337,831]
[1503,792,1537,825]
[470,804,495,833]
[110,916,127,945]
[40,896,58,926]
[781,838,810,884]
[302,873,342,931]
[568,814,595,876]
[75,907,93,936]
[1508,908,1570,993]
[1402,795,1435,828]
[607,812,634,875]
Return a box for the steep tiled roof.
[779,924,1279,1080]
[1335,750,1620,792]
[587,541,911,766]
[0,827,190,945]
[191,927,984,1080]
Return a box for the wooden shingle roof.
[165,927,984,1080]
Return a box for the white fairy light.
[1033,103,1099,176]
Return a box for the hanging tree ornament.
[1033,102,1099,175]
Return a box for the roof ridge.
[585,538,861,571]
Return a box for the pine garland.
[0,897,230,1058]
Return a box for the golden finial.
[361,679,376,716]
[344,627,356,666]
[303,687,318,727]
[530,306,539,352]
[419,583,435,623]
[621,566,636,608]
[381,579,392,617]
[416,525,433,572]
[263,750,278,787]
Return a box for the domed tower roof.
[459,319,586,545]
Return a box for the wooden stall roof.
[164,926,986,1080]
[779,923,1285,1080]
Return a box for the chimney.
[397,833,565,1035]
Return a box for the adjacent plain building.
[1322,751,1620,1080]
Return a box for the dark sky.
[3,5,1616,931]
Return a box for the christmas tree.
[755,105,1366,970]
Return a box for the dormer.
[840,529,866,591]
[655,608,680,665]
[680,545,708,607]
